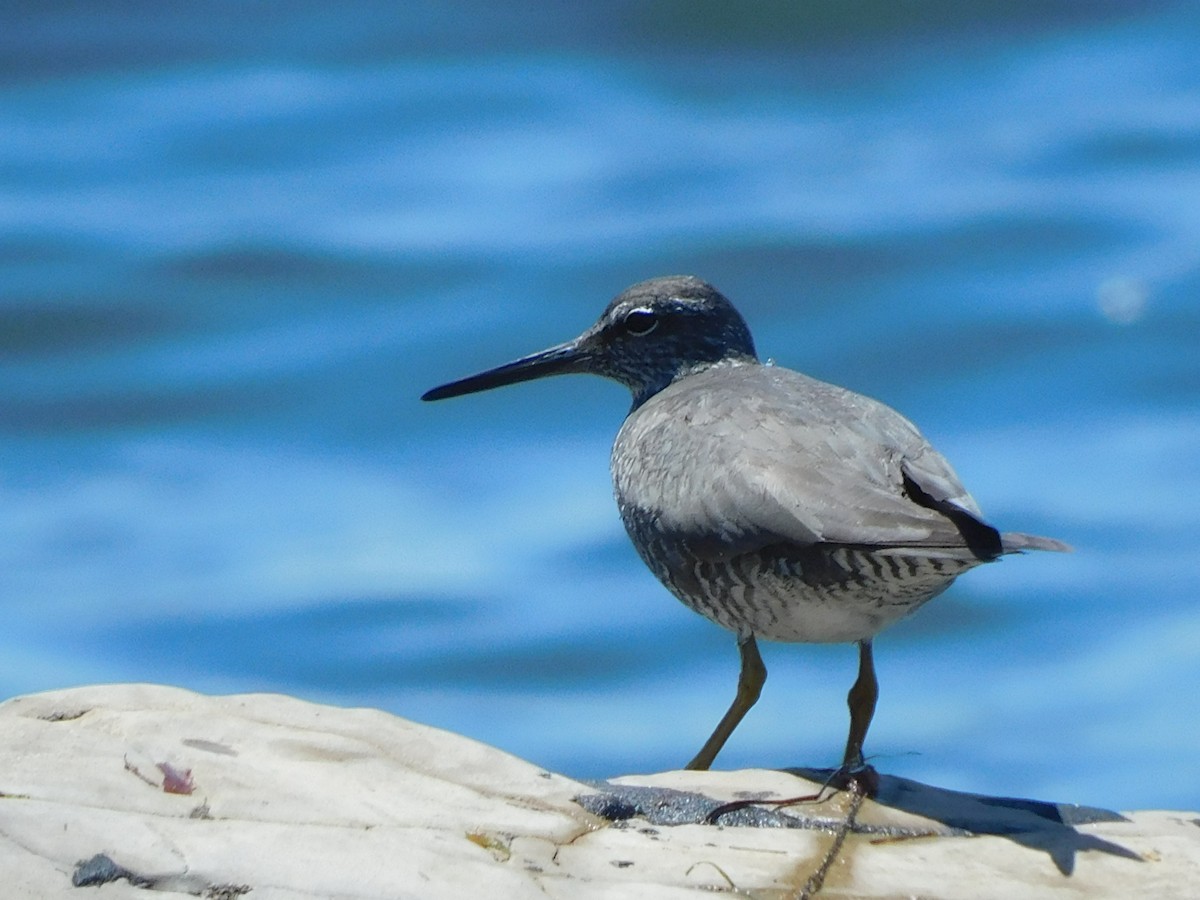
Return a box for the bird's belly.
[646,545,971,644]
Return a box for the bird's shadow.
[578,768,1142,877]
[792,767,1142,875]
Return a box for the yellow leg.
[686,636,766,770]
[842,640,878,770]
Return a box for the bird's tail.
[1000,531,1073,554]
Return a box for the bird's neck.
[628,354,759,412]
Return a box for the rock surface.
[0,684,1197,898]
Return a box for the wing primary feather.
[901,472,1002,561]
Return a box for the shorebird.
[422,275,1067,788]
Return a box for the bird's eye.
[623,308,658,336]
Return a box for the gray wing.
[612,364,1001,560]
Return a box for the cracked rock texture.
[1,684,1198,898]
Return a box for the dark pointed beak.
[421,339,588,401]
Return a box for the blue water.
[3,2,1198,812]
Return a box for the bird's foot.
[826,762,879,798]
[704,763,878,824]
[704,789,824,824]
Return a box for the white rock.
[0,684,1196,898]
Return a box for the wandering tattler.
[422,276,1068,788]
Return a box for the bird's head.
[422,275,758,409]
